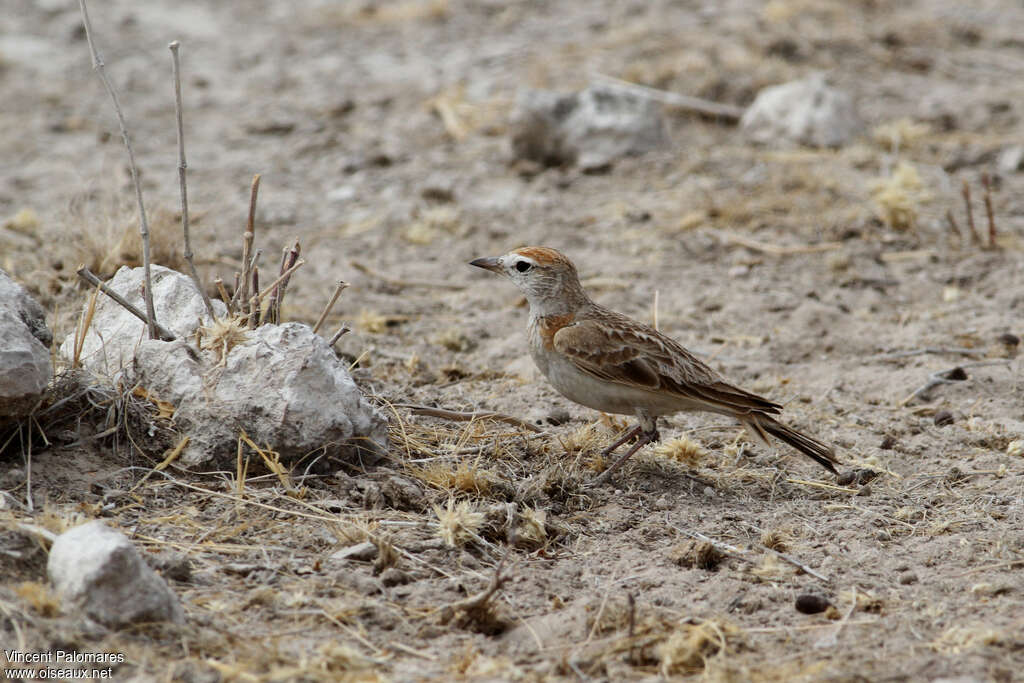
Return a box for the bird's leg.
[598,424,642,460]
[591,415,660,486]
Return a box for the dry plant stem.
[235,174,261,309]
[396,403,544,434]
[76,266,177,341]
[72,285,101,368]
[268,240,300,324]
[350,260,466,291]
[265,246,290,325]
[591,72,746,121]
[961,179,980,244]
[313,280,349,334]
[981,173,997,248]
[254,258,305,306]
[815,587,857,649]
[328,324,351,346]
[169,40,216,320]
[945,209,962,246]
[872,347,979,361]
[78,0,158,340]
[766,547,831,583]
[214,277,234,315]
[248,267,260,328]
[442,544,512,615]
[900,360,1009,406]
[707,229,842,256]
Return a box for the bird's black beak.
[469,256,502,274]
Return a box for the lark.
[470,246,839,485]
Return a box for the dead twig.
[169,40,216,320]
[214,277,234,315]
[706,229,842,256]
[872,347,980,361]
[591,72,746,122]
[961,179,980,244]
[667,521,831,583]
[814,586,858,648]
[234,174,261,310]
[328,324,352,346]
[766,547,832,583]
[396,403,544,434]
[946,209,962,246]
[900,360,1010,406]
[266,240,300,324]
[313,280,349,335]
[351,260,466,291]
[440,544,512,618]
[78,0,158,340]
[76,266,177,341]
[981,172,997,249]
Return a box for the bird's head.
[469,246,587,313]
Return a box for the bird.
[469,246,840,485]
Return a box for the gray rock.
[0,269,52,417]
[59,265,226,377]
[131,322,388,467]
[47,520,184,628]
[510,85,667,171]
[741,74,862,148]
[998,145,1024,173]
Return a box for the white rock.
[59,265,226,377]
[47,520,184,628]
[131,322,388,467]
[510,85,667,170]
[998,145,1024,173]
[741,74,862,148]
[0,270,52,417]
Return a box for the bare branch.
[169,40,216,320]
[78,0,158,340]
[76,266,176,342]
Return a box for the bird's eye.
[515,261,532,273]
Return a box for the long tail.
[742,414,839,475]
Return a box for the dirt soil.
[2,0,1024,680]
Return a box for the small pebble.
[855,484,872,497]
[379,568,412,587]
[997,332,1020,347]
[836,471,856,487]
[795,594,832,614]
[898,571,919,585]
[933,410,955,426]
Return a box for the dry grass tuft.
[15,581,61,617]
[760,528,794,552]
[933,623,1010,654]
[652,436,708,467]
[515,506,548,549]
[355,309,390,333]
[71,198,186,276]
[668,540,724,570]
[657,620,736,677]
[872,118,931,151]
[409,460,496,496]
[402,206,462,245]
[434,498,485,547]
[868,161,929,231]
[199,316,249,364]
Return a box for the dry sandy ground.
[2,0,1023,680]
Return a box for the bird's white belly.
[537,352,684,417]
